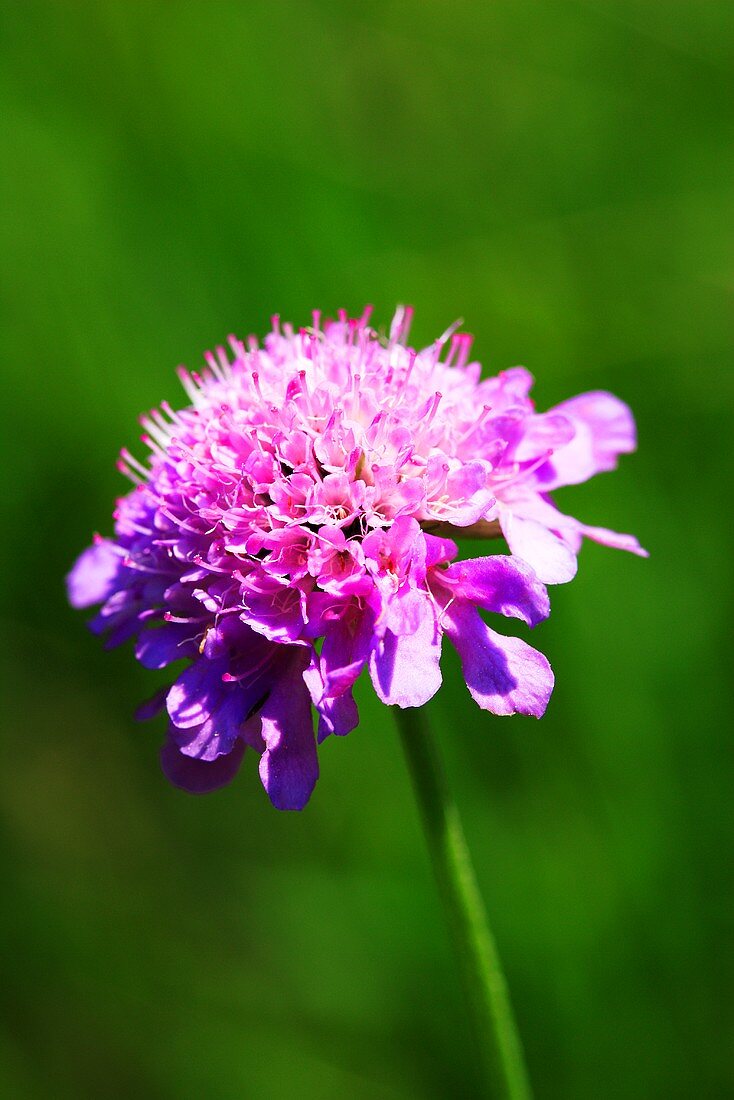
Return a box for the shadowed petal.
[169,697,245,761]
[423,533,458,568]
[135,622,197,669]
[443,602,553,717]
[166,658,226,729]
[66,540,122,609]
[319,601,375,697]
[135,687,169,722]
[167,655,267,760]
[369,597,442,708]
[161,736,246,794]
[258,651,318,810]
[316,690,359,742]
[303,659,360,741]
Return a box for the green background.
[2,2,732,1097]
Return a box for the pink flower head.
[67,308,642,809]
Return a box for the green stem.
[395,706,532,1100]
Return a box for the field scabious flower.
[68,307,643,809]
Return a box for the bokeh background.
[2,2,733,1097]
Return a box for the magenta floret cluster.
[68,308,645,809]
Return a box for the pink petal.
[369,598,442,708]
[543,391,637,489]
[443,602,554,718]
[441,555,550,626]
[501,511,578,585]
[580,523,649,557]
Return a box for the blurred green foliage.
[1,2,733,1097]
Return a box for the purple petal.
[384,586,426,636]
[319,602,375,697]
[170,706,242,762]
[441,555,550,627]
[303,659,360,741]
[167,658,224,730]
[579,523,649,557]
[66,540,122,609]
[441,462,496,526]
[513,412,575,464]
[423,533,458,568]
[316,689,359,741]
[167,656,263,759]
[443,602,553,717]
[161,736,246,794]
[135,622,197,669]
[240,574,306,642]
[135,686,169,722]
[478,366,535,409]
[542,391,637,489]
[369,597,442,708]
[258,651,318,810]
[501,511,578,585]
[363,516,426,581]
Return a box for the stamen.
[119,448,150,480]
[437,317,465,351]
[163,611,211,624]
[425,391,443,427]
[176,366,203,405]
[116,459,144,485]
[251,371,264,402]
[389,305,414,345]
[160,401,183,425]
[139,416,171,450]
[457,404,493,444]
[142,435,167,462]
[227,334,247,361]
[455,333,474,369]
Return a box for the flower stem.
[395,706,532,1100]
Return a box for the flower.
[68,307,642,809]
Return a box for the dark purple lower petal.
[315,689,359,742]
[135,686,169,722]
[136,622,198,669]
[258,651,318,810]
[66,540,122,609]
[161,737,246,794]
[166,653,265,752]
[319,601,375,696]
